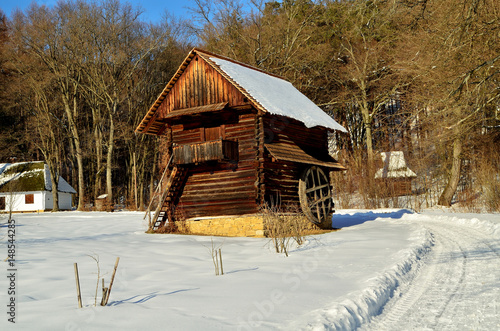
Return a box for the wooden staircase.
[145,157,187,232]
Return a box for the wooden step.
[149,165,189,232]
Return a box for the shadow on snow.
[108,288,200,306]
[332,209,414,228]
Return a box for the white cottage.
[0,161,76,212]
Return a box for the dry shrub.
[475,148,500,212]
[261,202,307,257]
[331,149,433,211]
[444,138,500,213]
[155,203,186,234]
[156,221,178,234]
[101,198,114,212]
[125,196,138,211]
[81,196,95,211]
[330,169,357,209]
[456,188,481,212]
[331,150,384,209]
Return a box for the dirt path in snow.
[360,217,500,331]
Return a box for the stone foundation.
[178,215,265,237]
[177,213,332,237]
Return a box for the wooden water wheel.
[298,166,333,225]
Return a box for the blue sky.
[1,0,193,23]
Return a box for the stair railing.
[144,154,174,228]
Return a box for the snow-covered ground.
[0,209,498,330]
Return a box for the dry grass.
[261,202,309,257]
[330,146,500,213]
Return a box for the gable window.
[25,194,34,204]
[0,197,5,210]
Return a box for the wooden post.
[219,248,223,275]
[214,250,219,276]
[100,278,108,306]
[103,257,120,306]
[74,263,82,308]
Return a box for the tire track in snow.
[427,226,467,329]
[361,217,500,331]
[357,231,441,329]
[427,221,500,330]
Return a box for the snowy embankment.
[0,209,498,330]
[302,210,500,330]
[294,210,434,330]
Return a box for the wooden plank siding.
[157,55,247,117]
[263,154,303,208]
[263,115,329,159]
[171,112,259,219]
[152,53,260,220]
[262,115,333,208]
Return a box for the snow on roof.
[210,57,347,132]
[374,151,417,179]
[0,162,76,193]
[44,164,77,194]
[0,162,44,190]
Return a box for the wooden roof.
[265,143,346,170]
[135,48,266,135]
[135,48,346,135]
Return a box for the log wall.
[262,115,330,208]
[172,112,259,219]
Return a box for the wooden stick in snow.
[219,248,224,275]
[74,263,82,308]
[103,257,120,306]
[100,278,108,306]
[214,250,219,276]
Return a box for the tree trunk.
[48,162,60,212]
[93,113,103,200]
[438,136,463,206]
[364,120,374,170]
[106,108,115,206]
[139,174,145,211]
[133,151,138,210]
[147,145,157,211]
[359,81,375,172]
[62,95,85,211]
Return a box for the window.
[25,194,34,204]
[0,197,5,210]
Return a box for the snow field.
[0,209,498,330]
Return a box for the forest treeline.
[0,0,498,212]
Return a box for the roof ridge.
[135,48,347,134]
[193,48,285,81]
[196,52,267,114]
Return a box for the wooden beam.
[142,112,159,134]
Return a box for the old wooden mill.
[135,48,347,236]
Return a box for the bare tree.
[402,0,500,206]
[10,3,86,209]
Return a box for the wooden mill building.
[136,48,347,236]
[375,151,417,196]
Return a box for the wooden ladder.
[150,207,169,231]
[145,163,187,232]
[144,155,172,228]
[151,166,180,231]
